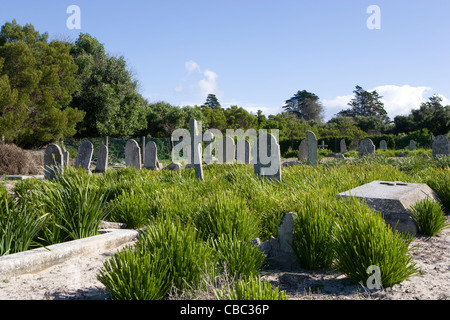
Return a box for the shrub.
[425,169,450,211]
[292,198,335,270]
[409,198,449,236]
[37,168,111,245]
[0,186,47,256]
[210,234,266,280]
[215,277,288,300]
[193,191,259,241]
[135,216,216,294]
[0,143,40,175]
[332,197,419,288]
[97,246,171,300]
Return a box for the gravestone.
[379,140,387,150]
[217,136,235,164]
[94,145,108,173]
[144,141,163,170]
[337,181,441,235]
[189,119,204,181]
[163,162,183,171]
[409,140,416,151]
[340,139,347,154]
[125,139,142,170]
[358,138,375,158]
[203,130,218,164]
[75,140,94,174]
[236,139,251,164]
[298,139,308,162]
[61,146,69,167]
[318,140,328,150]
[254,132,281,181]
[306,131,318,166]
[44,144,64,180]
[432,135,450,157]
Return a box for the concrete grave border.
[0,228,139,278]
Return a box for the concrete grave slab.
[337,180,441,235]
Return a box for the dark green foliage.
[409,198,449,236]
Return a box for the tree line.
[0,21,448,150]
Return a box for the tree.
[202,93,221,109]
[201,106,227,131]
[223,106,257,130]
[282,90,324,122]
[410,95,450,136]
[0,20,85,148]
[337,85,390,124]
[69,33,146,138]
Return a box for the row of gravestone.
[354,135,450,158]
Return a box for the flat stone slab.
[337,181,441,234]
[0,229,139,278]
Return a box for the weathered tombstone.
[337,181,441,235]
[254,132,281,181]
[340,139,347,154]
[203,130,218,164]
[306,131,318,166]
[236,139,251,164]
[75,140,94,174]
[217,136,235,164]
[379,140,387,150]
[44,144,64,180]
[318,140,328,150]
[144,141,163,170]
[163,162,183,171]
[409,140,416,151]
[298,139,308,162]
[94,145,108,173]
[432,135,450,157]
[125,139,142,170]
[61,146,69,167]
[189,119,204,181]
[358,138,375,158]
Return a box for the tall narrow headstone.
[125,139,142,170]
[44,144,64,180]
[340,139,347,154]
[254,132,281,181]
[432,135,450,157]
[95,145,108,173]
[189,119,204,181]
[359,138,376,158]
[409,140,416,151]
[306,131,318,166]
[61,146,69,167]
[379,140,387,150]
[236,139,251,164]
[144,141,163,170]
[75,140,94,174]
[203,130,219,164]
[217,136,236,164]
[298,139,308,162]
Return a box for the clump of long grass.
[193,191,260,241]
[36,168,111,245]
[215,277,289,300]
[0,186,47,256]
[409,198,449,236]
[209,234,266,280]
[332,197,420,287]
[291,197,335,270]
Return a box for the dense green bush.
[409,198,449,236]
[292,197,335,270]
[210,234,266,280]
[215,277,289,300]
[332,198,419,287]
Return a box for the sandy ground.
[0,225,448,301]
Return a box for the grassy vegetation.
[1,153,449,299]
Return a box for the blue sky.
[2,0,450,121]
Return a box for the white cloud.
[185,60,200,73]
[322,85,449,121]
[198,69,222,98]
